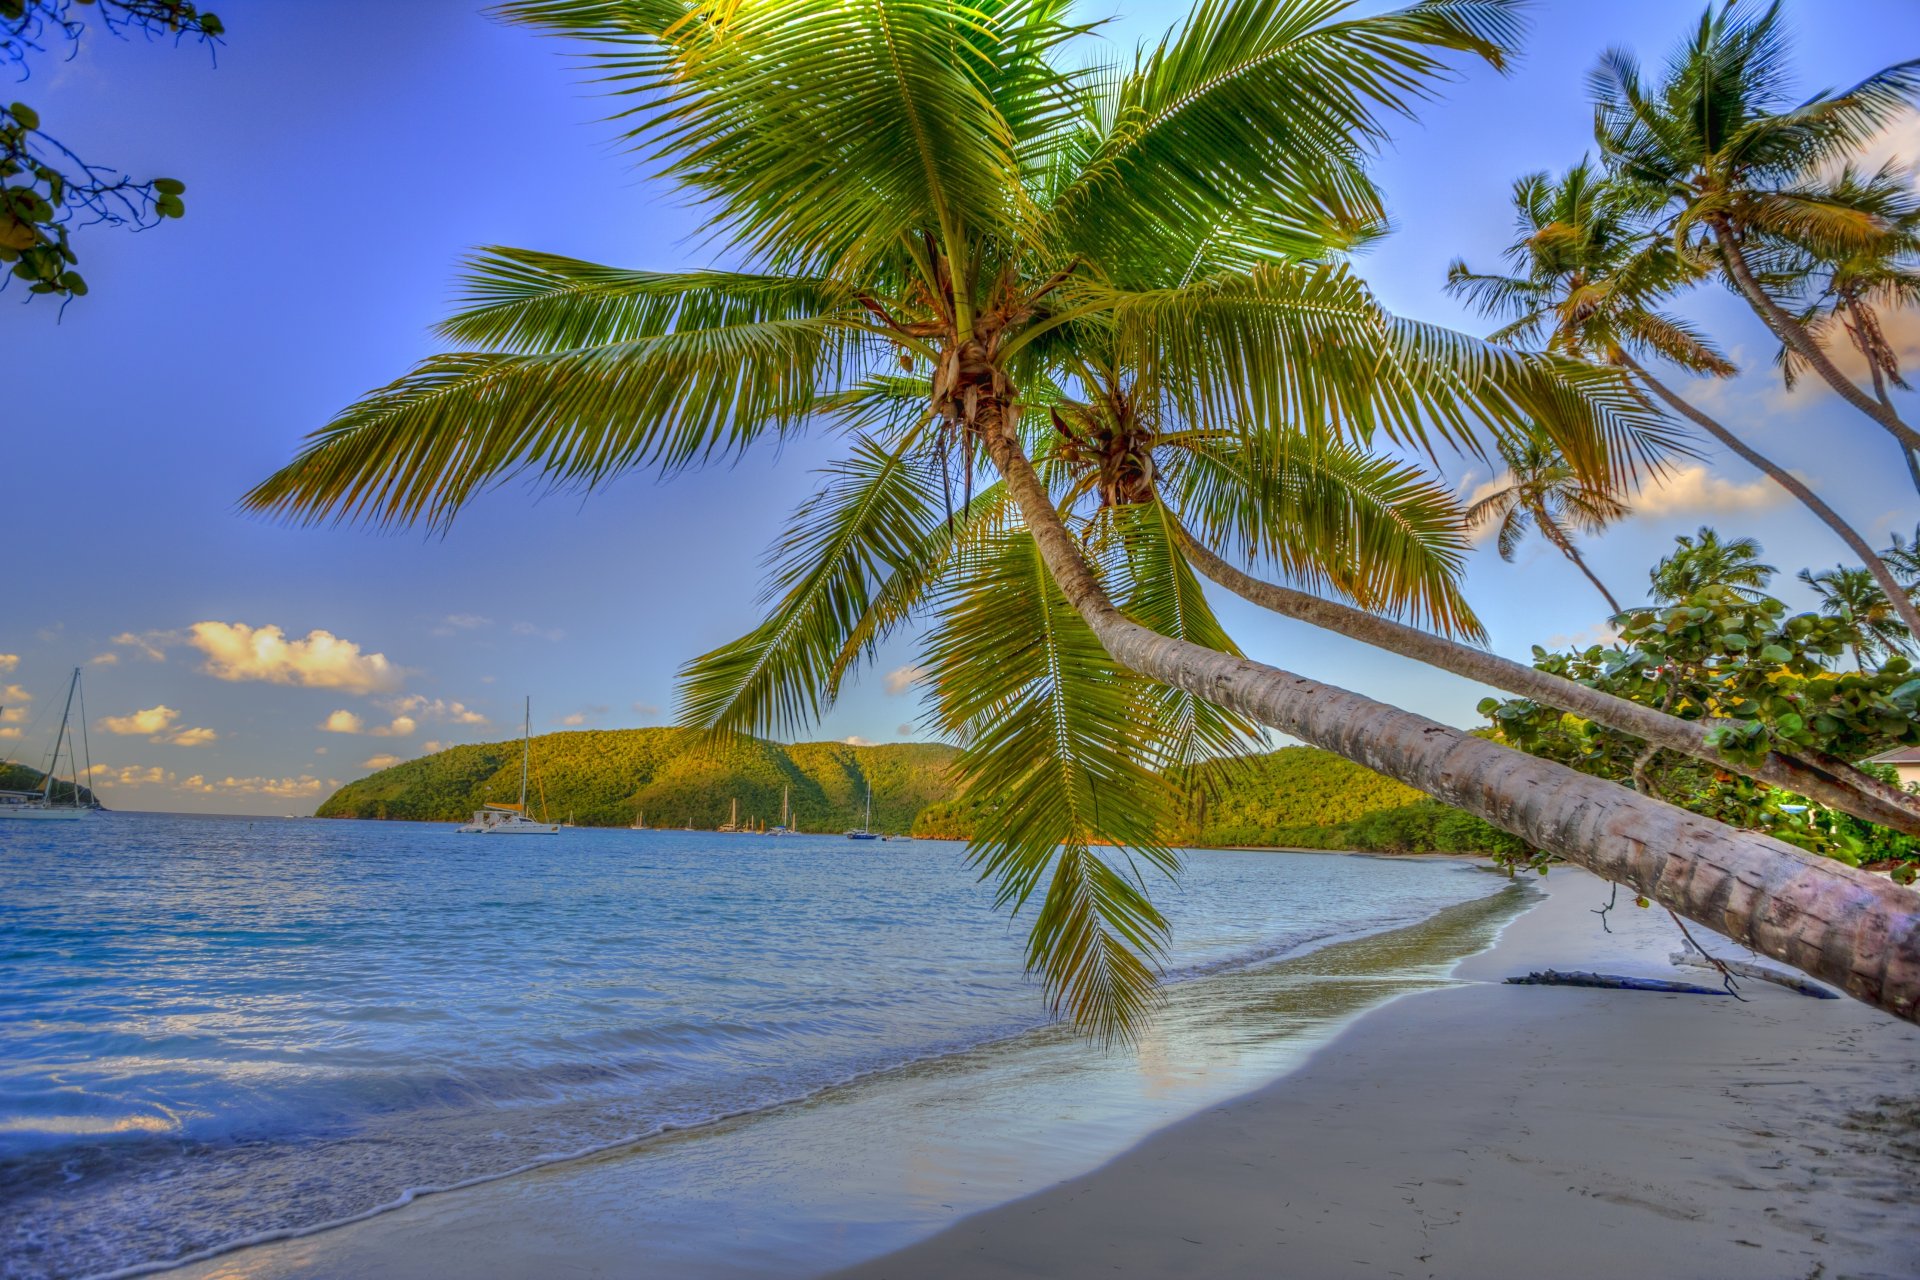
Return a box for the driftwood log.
[1506,969,1729,995]
[1669,950,1841,999]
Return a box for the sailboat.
[845,786,878,840]
[455,697,560,834]
[0,668,95,821]
[717,797,745,833]
[769,784,796,836]
[630,808,646,831]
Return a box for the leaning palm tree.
[1798,565,1916,670]
[1649,527,1776,604]
[1464,431,1628,613]
[246,0,1920,1029]
[1448,158,1920,639]
[1775,163,1920,489]
[1589,0,1920,481]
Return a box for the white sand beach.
[835,866,1920,1280]
[165,865,1919,1280]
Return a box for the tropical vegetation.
[247,0,1920,1033]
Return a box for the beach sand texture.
[169,866,1918,1280]
[837,867,1920,1280]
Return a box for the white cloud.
[164,727,219,747]
[421,740,447,753]
[320,709,365,734]
[100,705,179,736]
[1542,622,1622,651]
[0,654,16,673]
[88,652,119,666]
[1,684,29,724]
[100,764,170,786]
[843,735,875,747]
[189,622,403,694]
[361,754,405,771]
[0,728,18,740]
[385,695,486,726]
[371,715,415,738]
[320,707,414,737]
[112,631,174,662]
[431,613,493,636]
[1632,464,1783,519]
[883,665,925,696]
[189,774,332,799]
[559,712,587,727]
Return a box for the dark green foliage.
[0,761,97,806]
[316,728,960,834]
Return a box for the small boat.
[0,668,96,822]
[631,808,646,831]
[717,797,746,833]
[845,786,878,840]
[456,697,560,834]
[769,785,797,836]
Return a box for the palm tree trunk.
[1528,502,1623,614]
[1864,354,1920,493]
[1713,224,1920,476]
[982,424,1920,1024]
[1170,526,1920,838]
[1620,353,1920,641]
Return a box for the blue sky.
[3,0,1916,814]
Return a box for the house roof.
[1869,746,1920,765]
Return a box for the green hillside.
[0,763,98,807]
[317,732,1521,855]
[315,728,958,832]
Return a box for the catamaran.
[456,697,559,834]
[0,667,96,822]
[845,786,878,840]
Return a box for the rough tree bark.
[1619,351,1920,641]
[980,420,1920,1025]
[1170,526,1920,838]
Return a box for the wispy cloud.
[112,631,175,662]
[896,722,914,737]
[0,655,16,674]
[511,621,566,642]
[1,684,29,724]
[883,665,925,696]
[181,774,335,799]
[360,754,405,771]
[430,613,493,637]
[631,701,661,719]
[385,695,487,726]
[163,726,218,747]
[88,652,119,666]
[189,622,403,694]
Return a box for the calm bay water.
[0,814,1506,1279]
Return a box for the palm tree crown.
[1649,526,1776,603]
[1798,565,1916,669]
[242,0,1710,1038]
[1465,431,1629,613]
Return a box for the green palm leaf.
[925,523,1181,1042]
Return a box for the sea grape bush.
[1483,584,1919,872]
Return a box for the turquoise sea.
[0,814,1515,1279]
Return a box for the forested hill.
[0,763,99,807]
[316,733,1520,854]
[314,729,958,832]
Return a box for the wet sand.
[834,867,1920,1280]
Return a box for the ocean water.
[0,814,1510,1280]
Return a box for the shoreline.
[153,862,1519,1280]
[831,867,1920,1280]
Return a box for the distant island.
[315,730,1522,856]
[0,763,98,808]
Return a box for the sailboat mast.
[44,667,78,804]
[519,696,531,810]
[783,784,789,827]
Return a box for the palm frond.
[924,522,1182,1042]
[678,430,948,737]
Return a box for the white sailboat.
[769,784,796,836]
[845,786,878,840]
[456,697,559,834]
[0,667,95,822]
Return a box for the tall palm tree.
[1798,565,1916,670]
[1589,1,1920,479]
[1649,526,1776,603]
[1447,159,1920,639]
[1464,431,1627,613]
[1885,523,1920,591]
[246,0,1920,1028]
